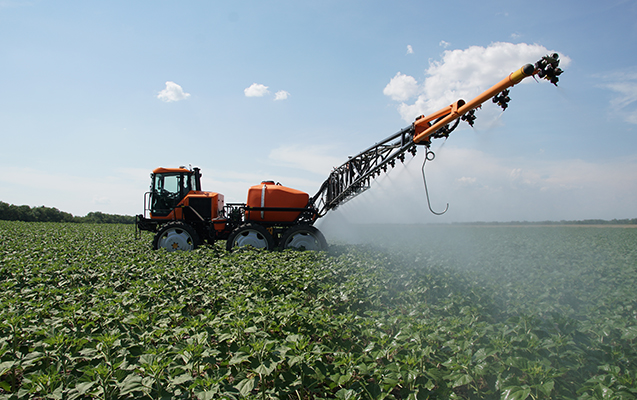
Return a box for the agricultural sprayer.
[136,54,563,251]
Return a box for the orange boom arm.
[413,63,538,144]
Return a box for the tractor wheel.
[279,225,328,251]
[153,221,200,251]
[226,223,275,251]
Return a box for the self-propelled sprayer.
[136,54,563,251]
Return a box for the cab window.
[151,173,192,216]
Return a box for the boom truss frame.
[309,126,420,216]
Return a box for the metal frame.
[310,126,421,216]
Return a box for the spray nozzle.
[492,89,511,111]
[461,109,477,126]
[535,53,563,86]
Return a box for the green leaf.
[74,381,95,395]
[229,352,250,365]
[118,375,145,396]
[0,361,15,376]
[286,334,302,343]
[539,380,555,396]
[235,377,255,396]
[621,326,637,340]
[141,376,154,389]
[79,348,98,358]
[254,359,277,377]
[501,386,531,400]
[0,380,11,392]
[217,332,234,342]
[194,389,219,400]
[338,372,352,385]
[336,388,357,400]
[288,355,303,367]
[314,360,328,380]
[593,384,614,400]
[365,381,383,400]
[50,384,64,400]
[139,353,158,365]
[170,372,193,386]
[452,374,473,388]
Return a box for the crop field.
[1,221,636,399]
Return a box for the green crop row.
[0,221,636,399]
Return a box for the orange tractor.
[136,54,563,251]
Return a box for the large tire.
[153,221,200,251]
[226,223,275,251]
[279,225,327,251]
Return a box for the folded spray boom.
[309,54,563,216]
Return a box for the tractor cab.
[149,167,201,217]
